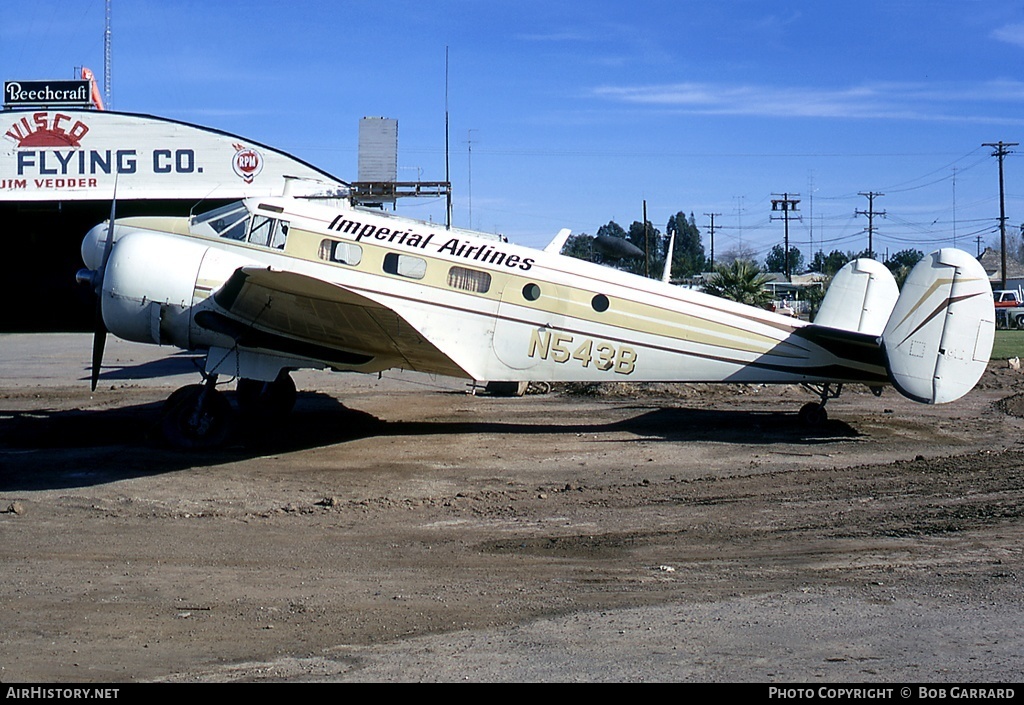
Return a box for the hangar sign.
[0,109,346,201]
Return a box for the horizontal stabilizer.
[882,249,994,404]
[814,258,898,336]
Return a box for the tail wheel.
[161,384,233,449]
[798,402,828,427]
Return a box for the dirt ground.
[1,334,1023,683]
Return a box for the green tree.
[884,248,924,288]
[623,220,663,277]
[703,260,774,309]
[665,211,706,277]
[596,220,628,241]
[764,244,804,275]
[808,249,851,277]
[884,248,923,272]
[560,233,596,262]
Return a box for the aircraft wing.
[194,266,469,377]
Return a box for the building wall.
[1,109,347,331]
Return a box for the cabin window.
[591,294,610,312]
[383,252,427,280]
[319,239,363,266]
[248,216,290,249]
[447,266,491,294]
[522,283,541,301]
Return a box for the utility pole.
[704,212,721,270]
[983,141,1017,290]
[856,192,886,258]
[771,193,801,282]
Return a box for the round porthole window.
[523,283,541,301]
[592,294,610,312]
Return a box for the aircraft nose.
[81,222,108,271]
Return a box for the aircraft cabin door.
[491,278,569,376]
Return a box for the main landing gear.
[160,375,233,449]
[159,371,296,449]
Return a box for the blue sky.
[3,0,1024,261]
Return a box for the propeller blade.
[90,317,107,391]
[90,177,117,391]
[100,181,116,269]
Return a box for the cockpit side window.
[271,220,289,249]
[248,216,290,249]
[248,216,273,246]
[192,202,250,241]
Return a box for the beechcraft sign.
[4,80,92,108]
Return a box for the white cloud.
[992,23,1024,48]
[590,80,1024,123]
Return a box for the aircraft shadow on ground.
[0,392,859,491]
[80,350,206,384]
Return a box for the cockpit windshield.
[191,202,250,240]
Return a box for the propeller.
[79,184,117,391]
[89,292,108,390]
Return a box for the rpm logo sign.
[232,144,263,183]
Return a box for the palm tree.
[703,260,774,309]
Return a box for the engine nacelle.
[101,231,210,348]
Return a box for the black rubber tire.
[160,384,233,449]
[798,401,828,427]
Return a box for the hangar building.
[1,104,348,330]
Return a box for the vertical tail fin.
[881,249,994,404]
[815,258,899,336]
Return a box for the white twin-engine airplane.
[78,182,995,448]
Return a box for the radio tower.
[104,0,112,109]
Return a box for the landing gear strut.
[160,374,232,449]
[798,383,842,428]
[159,370,299,449]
